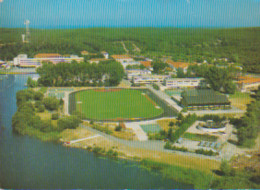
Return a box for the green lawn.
[183,133,218,142]
[75,89,163,120]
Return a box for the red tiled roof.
[34,53,61,58]
[166,60,190,69]
[111,55,132,60]
[237,77,260,84]
[140,61,152,67]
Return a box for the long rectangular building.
[164,78,206,88]
[14,54,84,67]
[133,74,170,84]
[181,89,231,111]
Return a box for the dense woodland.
[0,27,259,73]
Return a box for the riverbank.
[60,125,220,188]
[0,67,36,75]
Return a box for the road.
[80,124,221,161]
[146,85,183,112]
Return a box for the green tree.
[43,97,60,111]
[176,68,185,78]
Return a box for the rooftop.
[34,53,61,58]
[166,60,191,69]
[181,89,230,106]
[237,76,260,84]
[140,61,152,67]
[111,55,133,60]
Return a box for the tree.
[219,159,235,176]
[223,81,236,94]
[152,62,168,74]
[43,97,60,111]
[176,68,185,78]
[57,115,82,131]
[34,91,44,101]
[27,77,38,88]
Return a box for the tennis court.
[140,124,162,133]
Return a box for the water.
[0,74,191,189]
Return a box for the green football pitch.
[74,89,164,120]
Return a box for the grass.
[140,124,162,133]
[140,159,214,189]
[23,127,61,141]
[156,118,178,131]
[74,89,163,120]
[229,91,253,110]
[36,111,58,127]
[183,132,218,142]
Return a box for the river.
[0,74,191,189]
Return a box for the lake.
[0,74,191,189]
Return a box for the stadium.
[69,88,177,121]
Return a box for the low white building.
[164,78,206,88]
[126,69,152,79]
[132,74,170,84]
[101,51,109,59]
[111,55,135,68]
[237,77,260,92]
[13,54,84,67]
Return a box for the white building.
[164,78,206,88]
[126,69,152,79]
[111,55,135,68]
[101,51,109,59]
[132,74,170,84]
[14,54,84,67]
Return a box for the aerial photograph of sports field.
[0,0,260,189]
[71,89,163,120]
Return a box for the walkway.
[80,124,221,161]
[146,85,183,112]
[124,122,148,141]
[69,134,101,144]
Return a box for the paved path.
[64,91,70,115]
[69,134,101,144]
[146,85,183,112]
[124,122,148,141]
[80,124,221,161]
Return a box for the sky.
[0,0,260,28]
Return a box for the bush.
[152,83,160,90]
[115,125,122,131]
[16,89,35,107]
[164,141,172,149]
[43,97,60,111]
[106,149,119,158]
[195,148,218,156]
[169,121,175,127]
[51,113,59,120]
[38,105,45,112]
[170,114,197,142]
[34,91,44,101]
[57,115,82,131]
[35,101,42,108]
[59,98,64,106]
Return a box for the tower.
[24,20,30,43]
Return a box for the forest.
[36,60,125,87]
[0,27,259,73]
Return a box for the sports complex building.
[180,89,231,111]
[13,53,84,67]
